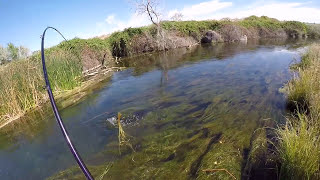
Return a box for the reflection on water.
[0,39,313,179]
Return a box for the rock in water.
[201,30,222,43]
[240,35,248,42]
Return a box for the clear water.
[0,39,311,179]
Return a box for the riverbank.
[277,44,320,179]
[0,16,320,128]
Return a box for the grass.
[277,44,320,179]
[278,112,320,179]
[45,50,82,91]
[0,59,44,120]
[0,50,82,124]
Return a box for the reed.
[117,112,134,154]
[277,44,320,179]
[0,50,82,124]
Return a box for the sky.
[1,0,320,51]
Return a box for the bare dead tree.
[134,0,167,50]
[170,12,183,21]
[135,0,161,26]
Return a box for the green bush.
[161,20,221,35]
[107,27,150,57]
[238,15,282,30]
[306,24,320,38]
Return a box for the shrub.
[161,20,221,38]
[107,27,150,57]
[306,24,320,38]
[282,21,307,38]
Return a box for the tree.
[134,0,166,50]
[135,0,161,26]
[0,45,8,65]
[18,46,30,59]
[7,43,19,61]
[170,12,183,21]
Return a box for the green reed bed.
[0,50,82,124]
[278,44,320,179]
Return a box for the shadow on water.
[0,38,316,180]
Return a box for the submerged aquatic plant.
[97,163,113,180]
[202,168,236,179]
[117,112,135,154]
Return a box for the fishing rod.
[40,27,94,180]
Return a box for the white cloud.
[76,13,150,39]
[167,0,320,23]
[168,0,232,20]
[105,15,115,24]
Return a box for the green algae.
[48,87,282,179]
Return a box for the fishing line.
[40,27,94,180]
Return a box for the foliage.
[282,21,307,37]
[0,45,8,65]
[46,50,82,91]
[0,59,43,120]
[7,43,19,61]
[306,23,320,38]
[56,37,109,55]
[278,113,320,180]
[278,44,320,179]
[238,15,282,30]
[0,50,82,123]
[0,43,31,63]
[170,12,183,21]
[161,20,221,36]
[107,27,149,57]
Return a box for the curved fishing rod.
[41,27,94,180]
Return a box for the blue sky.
[1,0,320,51]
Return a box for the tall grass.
[0,50,82,124]
[278,113,320,179]
[0,59,43,120]
[278,44,320,179]
[46,50,82,91]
